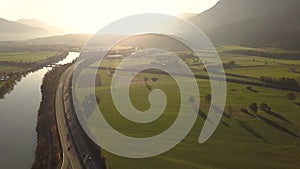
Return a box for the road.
[56,65,102,169]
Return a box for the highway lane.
[56,65,102,169]
[56,66,82,169]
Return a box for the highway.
[56,65,102,169]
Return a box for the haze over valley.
[0,1,299,169]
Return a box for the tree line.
[32,63,71,169]
[260,76,300,89]
[223,49,300,60]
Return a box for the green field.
[0,51,59,76]
[0,51,59,97]
[0,65,24,73]
[216,45,300,55]
[0,52,57,62]
[220,55,300,82]
[74,46,300,169]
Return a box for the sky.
[0,0,219,33]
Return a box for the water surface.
[0,52,79,169]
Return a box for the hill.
[190,0,300,49]
[16,18,64,35]
[28,34,92,45]
[0,18,50,41]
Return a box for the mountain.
[16,19,64,35]
[190,0,300,49]
[28,34,92,45]
[0,18,51,41]
[28,33,125,48]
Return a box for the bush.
[249,103,258,113]
[151,77,159,82]
[240,108,249,113]
[287,93,297,101]
[260,102,271,111]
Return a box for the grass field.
[220,54,300,66]
[220,55,300,82]
[0,52,57,62]
[0,65,28,75]
[0,51,59,77]
[216,45,300,55]
[0,51,60,97]
[75,71,300,169]
[73,46,300,169]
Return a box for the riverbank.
[32,63,72,169]
[0,51,69,98]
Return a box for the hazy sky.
[1,0,219,33]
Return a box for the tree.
[287,92,296,101]
[229,60,236,65]
[249,103,258,113]
[246,86,252,90]
[151,77,159,82]
[240,108,249,113]
[260,102,271,111]
[144,77,148,83]
[205,94,212,103]
[227,105,234,117]
[96,97,100,103]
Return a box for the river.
[0,52,79,169]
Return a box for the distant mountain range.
[1,0,300,50]
[16,19,65,34]
[0,18,65,41]
[189,0,300,49]
[28,34,92,45]
[0,18,48,41]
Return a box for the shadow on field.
[263,110,292,124]
[221,121,231,128]
[197,110,230,128]
[294,102,300,106]
[197,110,213,124]
[235,119,268,142]
[222,112,232,119]
[241,110,256,118]
[145,84,152,91]
[257,115,299,138]
[247,87,259,93]
[211,104,232,119]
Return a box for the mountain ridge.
[0,18,51,41]
[16,18,64,34]
[190,0,300,49]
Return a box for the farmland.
[0,52,57,63]
[0,51,60,75]
[0,51,68,98]
[73,45,300,169]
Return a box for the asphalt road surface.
[56,65,102,169]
